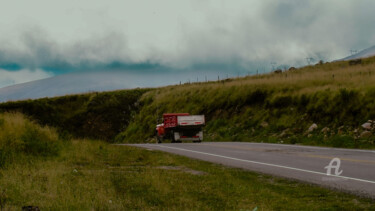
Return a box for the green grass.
[0,112,62,168]
[1,140,374,210]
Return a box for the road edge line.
[155,145,375,185]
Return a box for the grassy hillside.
[1,57,375,148]
[116,57,375,148]
[1,113,374,209]
[0,89,149,141]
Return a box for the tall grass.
[0,112,61,168]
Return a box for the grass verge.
[0,139,374,210]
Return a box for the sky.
[1,0,375,88]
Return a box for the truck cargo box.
[177,115,205,126]
[163,113,189,128]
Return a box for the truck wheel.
[171,131,176,143]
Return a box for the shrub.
[0,113,61,168]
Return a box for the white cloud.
[0,0,375,74]
[0,69,53,88]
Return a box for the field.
[0,113,374,210]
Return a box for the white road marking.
[154,145,375,185]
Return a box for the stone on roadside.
[308,123,318,133]
[337,126,345,135]
[360,131,372,138]
[321,127,330,134]
[361,122,372,130]
[260,121,269,128]
[279,131,287,138]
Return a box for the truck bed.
[177,115,205,126]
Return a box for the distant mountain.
[0,69,227,102]
[340,45,375,61]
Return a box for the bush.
[0,113,61,168]
[21,123,60,156]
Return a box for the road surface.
[121,142,375,198]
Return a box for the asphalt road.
[121,142,375,198]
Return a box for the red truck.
[156,113,205,143]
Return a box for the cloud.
[0,26,131,73]
[0,0,375,78]
[0,68,52,88]
[165,0,375,69]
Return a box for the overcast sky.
[1,0,375,88]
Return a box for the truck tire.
[171,131,176,143]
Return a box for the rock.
[348,59,362,66]
[353,128,359,134]
[22,206,40,211]
[321,127,330,134]
[279,131,288,138]
[361,122,372,130]
[260,121,269,128]
[337,126,345,135]
[360,131,372,138]
[308,123,318,133]
[307,134,313,138]
[367,120,373,123]
[279,129,290,138]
